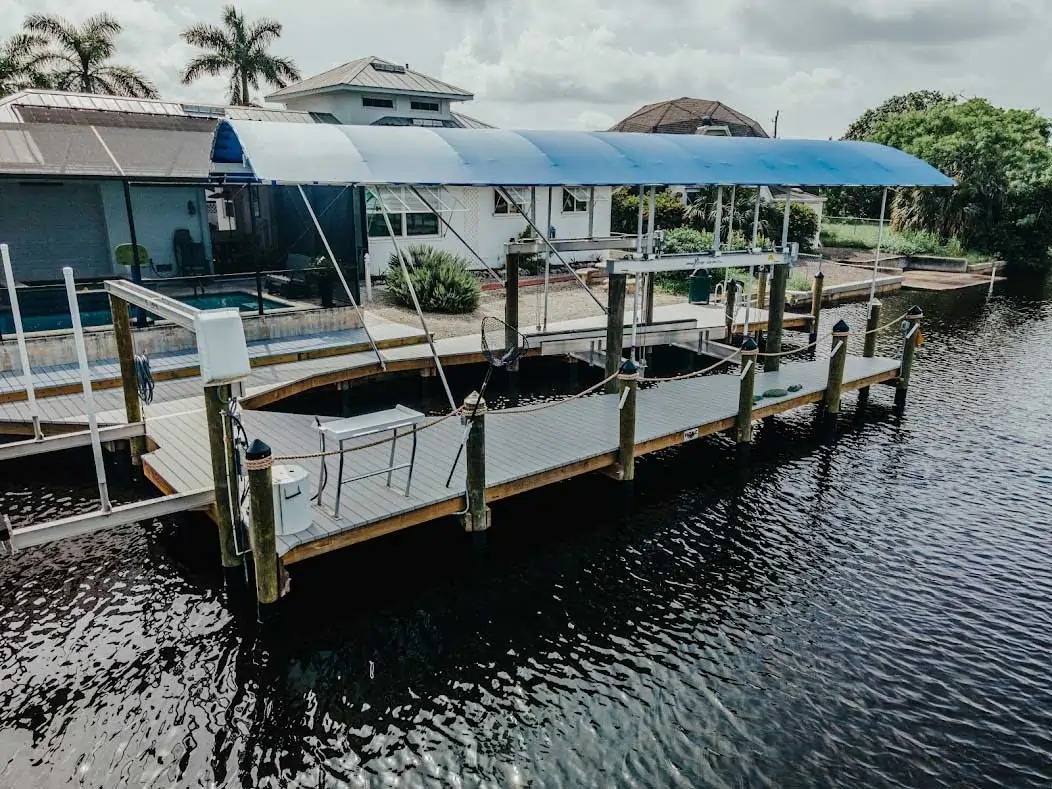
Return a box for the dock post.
[808,271,825,345]
[505,252,520,372]
[895,306,923,412]
[108,294,145,467]
[735,338,759,444]
[858,298,882,409]
[605,273,628,393]
[245,439,280,619]
[757,267,769,310]
[822,320,850,433]
[462,391,490,537]
[203,383,242,577]
[724,279,738,343]
[617,358,639,484]
[765,262,790,372]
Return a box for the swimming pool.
[0,290,288,334]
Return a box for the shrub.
[611,187,686,234]
[386,244,481,314]
[661,226,711,253]
[763,202,820,252]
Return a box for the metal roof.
[610,98,769,138]
[0,122,213,180]
[211,120,955,188]
[266,56,473,101]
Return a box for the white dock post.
[1,244,43,440]
[63,267,111,513]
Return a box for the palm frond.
[181,23,231,52]
[246,18,282,49]
[260,54,300,85]
[94,65,158,98]
[82,13,122,40]
[182,54,232,84]
[24,14,78,49]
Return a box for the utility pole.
[772,110,780,138]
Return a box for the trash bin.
[689,271,711,304]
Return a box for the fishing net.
[480,315,529,368]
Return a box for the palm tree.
[25,13,158,98]
[181,6,300,106]
[0,32,52,95]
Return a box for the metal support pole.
[108,294,145,464]
[644,186,657,325]
[1,244,42,440]
[735,337,759,444]
[605,273,627,393]
[505,252,520,363]
[587,186,596,239]
[713,186,724,253]
[373,190,457,412]
[298,185,385,368]
[868,188,889,305]
[63,267,111,513]
[204,383,241,570]
[617,359,639,483]
[780,191,792,250]
[462,391,489,534]
[727,185,737,245]
[499,186,606,314]
[751,187,762,251]
[364,252,373,302]
[245,439,280,616]
[121,180,147,327]
[635,184,645,254]
[896,306,923,412]
[822,320,850,433]
[809,271,825,345]
[858,298,882,408]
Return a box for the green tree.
[610,187,685,234]
[25,13,157,97]
[181,6,300,106]
[828,90,958,218]
[868,98,1052,267]
[0,33,52,94]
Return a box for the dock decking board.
[139,355,900,563]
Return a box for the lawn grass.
[820,222,989,262]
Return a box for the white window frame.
[365,186,448,239]
[561,186,589,214]
[494,187,530,217]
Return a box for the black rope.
[134,353,154,405]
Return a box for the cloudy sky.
[2,0,1049,138]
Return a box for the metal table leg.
[334,437,346,518]
[405,424,418,496]
[386,426,398,487]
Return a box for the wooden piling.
[808,271,825,345]
[245,439,279,614]
[858,298,882,408]
[896,306,923,411]
[757,267,769,310]
[108,294,145,465]
[505,252,520,365]
[822,319,850,432]
[724,279,738,343]
[765,263,790,372]
[643,272,655,325]
[605,273,628,393]
[735,337,759,444]
[617,359,639,482]
[203,383,241,571]
[462,391,490,533]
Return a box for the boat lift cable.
[374,190,458,413]
[134,353,154,405]
[497,186,607,315]
[296,185,386,371]
[408,186,505,287]
[868,188,890,312]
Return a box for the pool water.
[0,290,287,334]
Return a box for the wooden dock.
[141,355,900,564]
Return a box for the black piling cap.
[907,305,923,317]
[832,319,851,333]
[814,270,825,280]
[741,336,759,351]
[245,439,272,461]
[619,358,639,375]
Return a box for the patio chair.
[114,243,152,272]
[173,229,209,276]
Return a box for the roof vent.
[373,62,407,74]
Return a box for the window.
[411,100,440,112]
[363,96,395,109]
[366,187,447,238]
[494,187,529,216]
[562,187,589,214]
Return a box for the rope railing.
[863,312,908,336]
[645,352,741,383]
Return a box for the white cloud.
[0,0,1050,137]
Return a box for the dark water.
[2,277,1051,788]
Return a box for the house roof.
[451,111,494,130]
[266,56,473,102]
[211,120,955,188]
[0,89,334,126]
[609,98,769,138]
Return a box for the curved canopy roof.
[212,119,954,188]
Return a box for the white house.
[266,57,613,276]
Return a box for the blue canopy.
[211,120,953,188]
